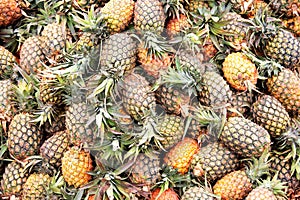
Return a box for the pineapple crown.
[244,149,271,183]
[255,173,288,199]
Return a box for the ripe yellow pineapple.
[101,0,135,34]
[150,188,179,200]
[222,52,258,91]
[0,0,22,27]
[164,137,199,174]
[61,146,93,188]
[166,14,191,38]
[0,45,18,79]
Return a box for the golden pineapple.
[151,188,179,200]
[101,0,135,34]
[191,142,240,181]
[185,0,209,13]
[220,116,271,158]
[20,36,47,74]
[131,153,161,187]
[266,68,300,117]
[252,94,291,138]
[100,32,137,77]
[7,113,41,160]
[157,114,185,150]
[0,45,18,79]
[134,0,166,34]
[213,153,270,200]
[1,160,29,196]
[0,0,22,27]
[222,52,258,91]
[164,137,199,174]
[166,14,191,38]
[22,172,51,200]
[40,130,70,167]
[61,146,93,188]
[118,71,156,121]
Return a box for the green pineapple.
[252,94,291,138]
[134,0,166,34]
[191,141,240,181]
[220,116,271,158]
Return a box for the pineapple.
[283,16,300,37]
[61,146,93,188]
[43,114,66,135]
[246,0,269,19]
[131,153,161,188]
[185,0,209,13]
[19,36,47,74]
[1,160,29,196]
[0,79,14,133]
[166,14,191,39]
[230,0,255,14]
[0,45,18,79]
[100,32,137,77]
[220,116,271,158]
[7,113,41,160]
[22,172,51,200]
[39,75,65,106]
[157,114,185,150]
[76,0,109,9]
[118,71,156,121]
[101,0,135,34]
[252,94,291,138]
[41,23,68,59]
[134,0,166,34]
[150,188,179,200]
[0,0,22,27]
[191,142,240,181]
[222,52,258,91]
[40,130,70,167]
[65,101,96,146]
[198,70,232,108]
[181,186,215,200]
[213,152,270,200]
[164,137,199,174]
[266,68,300,117]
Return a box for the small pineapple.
[0,45,18,79]
[40,130,70,167]
[131,153,161,188]
[7,113,41,160]
[185,0,209,13]
[266,68,300,117]
[100,32,137,77]
[118,71,156,121]
[101,0,135,34]
[191,142,240,181]
[222,52,258,91]
[220,116,271,158]
[61,146,93,188]
[252,94,291,138]
[164,137,199,174]
[1,160,29,196]
[19,36,47,74]
[166,14,191,38]
[181,186,215,200]
[213,152,270,200]
[134,0,166,34]
[22,172,51,200]
[150,188,179,200]
[0,0,22,27]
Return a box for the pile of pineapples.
[0,0,300,199]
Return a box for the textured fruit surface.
[181,186,215,200]
[22,173,51,200]
[245,187,276,200]
[150,188,179,200]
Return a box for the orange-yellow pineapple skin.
[213,170,252,200]
[164,137,199,174]
[151,188,179,200]
[0,0,22,27]
[245,187,277,200]
[166,14,190,38]
[61,146,93,188]
[222,52,258,91]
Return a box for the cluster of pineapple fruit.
[0,0,300,199]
